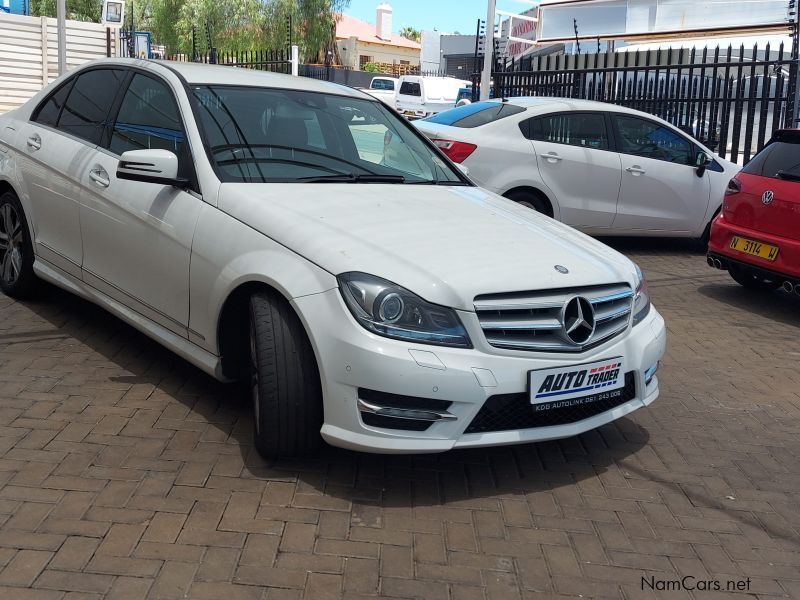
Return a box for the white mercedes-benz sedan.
[414,98,738,241]
[0,59,666,457]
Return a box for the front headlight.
[632,264,651,326]
[338,272,471,348]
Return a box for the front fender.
[189,203,337,354]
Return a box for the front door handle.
[26,134,41,151]
[626,166,646,175]
[540,152,563,163]
[89,167,110,188]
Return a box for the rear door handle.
[89,167,110,188]
[26,135,41,151]
[540,152,562,162]
[626,166,646,175]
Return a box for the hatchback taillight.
[725,177,742,195]
[432,139,477,163]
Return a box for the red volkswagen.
[708,129,800,292]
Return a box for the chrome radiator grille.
[474,283,634,352]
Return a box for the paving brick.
[0,242,798,600]
[0,550,53,586]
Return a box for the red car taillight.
[725,177,742,195]
[432,139,477,163]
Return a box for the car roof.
[500,96,696,122]
[75,58,370,99]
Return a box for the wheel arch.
[216,280,322,382]
[502,185,557,219]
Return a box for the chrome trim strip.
[590,290,635,304]
[357,398,457,422]
[478,318,562,331]
[474,300,563,311]
[595,306,632,323]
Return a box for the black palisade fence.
[492,42,799,164]
[168,48,293,75]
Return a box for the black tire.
[504,189,553,217]
[249,291,323,459]
[0,191,38,299]
[728,264,782,291]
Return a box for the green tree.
[140,0,349,59]
[398,26,420,43]
[30,0,101,22]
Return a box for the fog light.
[644,362,659,385]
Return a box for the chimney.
[376,3,392,41]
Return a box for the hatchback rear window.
[424,102,525,128]
[743,137,800,180]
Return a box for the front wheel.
[0,191,38,298]
[249,291,323,459]
[728,264,782,291]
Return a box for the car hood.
[218,183,637,310]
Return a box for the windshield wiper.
[776,170,800,182]
[407,180,470,186]
[297,174,406,183]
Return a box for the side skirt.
[33,258,227,381]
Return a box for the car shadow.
[697,282,800,328]
[9,283,655,506]
[596,236,704,255]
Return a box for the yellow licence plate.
[729,236,779,261]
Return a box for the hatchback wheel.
[728,264,782,291]
[504,189,553,217]
[249,291,323,459]
[0,192,38,298]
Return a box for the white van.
[395,76,470,119]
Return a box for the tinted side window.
[109,74,185,156]
[399,82,421,97]
[613,115,692,165]
[528,113,608,150]
[33,80,74,127]
[743,141,800,179]
[58,69,125,144]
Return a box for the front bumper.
[708,213,800,280]
[293,289,667,454]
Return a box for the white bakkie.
[0,59,666,458]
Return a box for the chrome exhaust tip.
[783,281,795,293]
[713,258,723,269]
[706,255,715,268]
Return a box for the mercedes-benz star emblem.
[762,190,774,205]
[554,265,569,274]
[561,296,596,345]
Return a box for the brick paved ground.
[0,240,799,600]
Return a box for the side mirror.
[116,149,187,187]
[695,152,709,177]
[456,163,470,177]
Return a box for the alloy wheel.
[0,203,23,286]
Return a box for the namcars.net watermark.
[643,575,752,593]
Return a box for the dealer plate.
[729,235,778,261]
[529,357,624,405]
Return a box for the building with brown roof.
[335,3,421,71]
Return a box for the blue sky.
[343,1,536,36]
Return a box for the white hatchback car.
[414,98,737,240]
[0,59,666,457]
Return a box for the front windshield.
[191,85,465,184]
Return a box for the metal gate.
[490,40,799,164]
